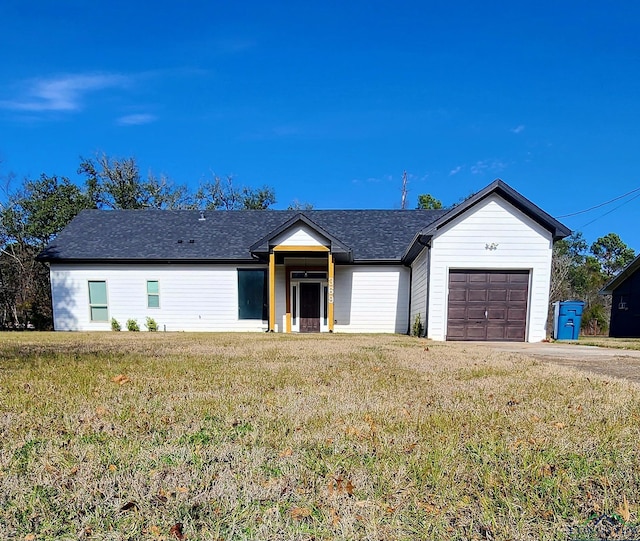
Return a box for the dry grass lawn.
[1,332,640,540]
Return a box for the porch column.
[328,253,335,332]
[269,252,276,331]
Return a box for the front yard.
[1,332,639,540]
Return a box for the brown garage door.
[447,270,529,341]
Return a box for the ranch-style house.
[39,179,570,342]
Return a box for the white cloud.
[449,165,462,176]
[0,73,129,112]
[510,124,525,134]
[116,113,157,126]
[471,159,507,175]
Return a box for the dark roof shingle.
[39,209,446,262]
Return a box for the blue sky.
[1,1,639,250]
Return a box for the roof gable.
[422,180,570,240]
[403,179,570,263]
[249,213,351,257]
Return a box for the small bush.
[126,319,140,332]
[581,304,609,335]
[111,318,121,332]
[412,313,424,337]
[145,317,158,332]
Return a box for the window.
[147,280,160,308]
[88,281,108,321]
[238,269,268,320]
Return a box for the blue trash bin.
[553,301,585,340]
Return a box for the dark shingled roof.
[39,209,447,263]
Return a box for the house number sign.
[328,277,334,304]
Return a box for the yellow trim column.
[328,253,335,332]
[285,268,291,333]
[269,252,276,332]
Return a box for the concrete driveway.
[475,342,640,384]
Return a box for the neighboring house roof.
[403,179,571,263]
[600,254,640,294]
[38,208,447,263]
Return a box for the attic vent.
[199,211,206,221]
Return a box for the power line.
[555,186,640,218]
[579,191,640,229]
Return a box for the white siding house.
[40,180,570,341]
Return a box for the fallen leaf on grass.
[327,476,354,496]
[25,535,36,541]
[111,374,130,385]
[108,464,117,472]
[290,506,312,520]
[540,464,556,477]
[170,522,185,540]
[119,501,139,512]
[617,494,631,522]
[554,422,566,429]
[417,501,440,515]
[329,507,340,526]
[279,448,293,458]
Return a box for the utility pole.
[400,170,408,209]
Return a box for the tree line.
[0,154,285,329]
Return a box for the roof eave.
[600,254,640,294]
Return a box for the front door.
[299,282,321,333]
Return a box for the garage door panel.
[489,273,508,283]
[509,290,528,302]
[506,326,526,340]
[465,325,487,339]
[467,307,487,319]
[488,289,507,301]
[448,307,467,320]
[508,307,527,320]
[487,326,507,340]
[449,289,467,302]
[487,308,507,320]
[509,273,530,283]
[468,289,487,302]
[447,270,529,342]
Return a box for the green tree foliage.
[550,231,635,335]
[416,194,443,209]
[79,154,144,209]
[590,233,635,278]
[0,174,94,329]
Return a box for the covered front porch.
[268,249,335,333]
[249,213,351,333]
